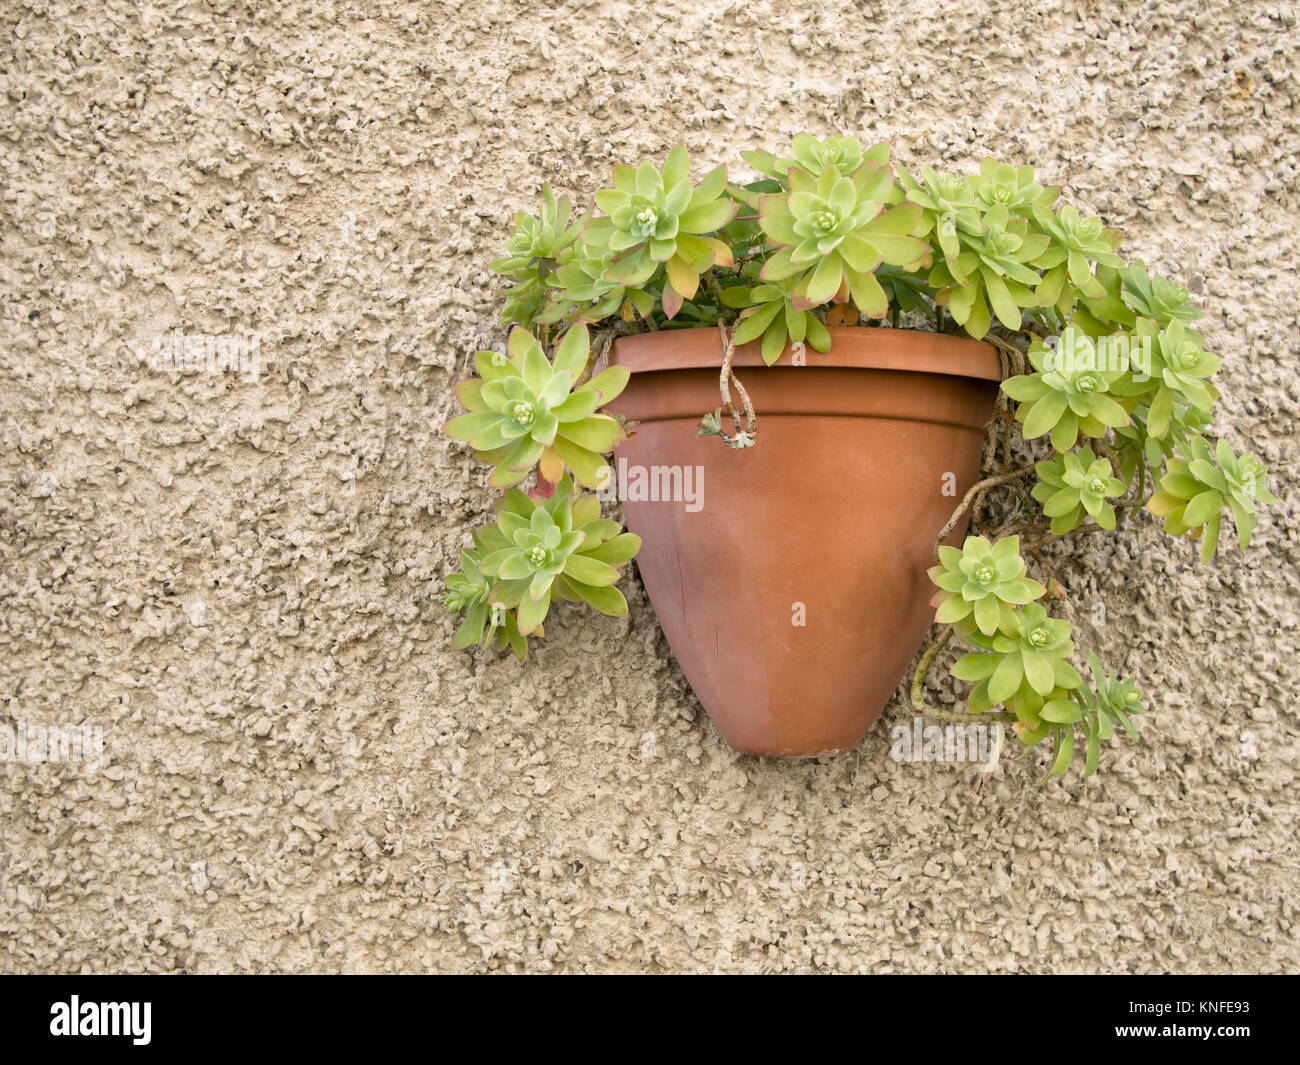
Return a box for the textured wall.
[1,0,1297,972]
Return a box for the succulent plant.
[1024,655,1147,779]
[757,160,928,315]
[1032,447,1127,533]
[743,133,883,180]
[490,186,588,327]
[1112,400,1213,483]
[951,602,1082,709]
[442,536,528,659]
[968,158,1057,217]
[1001,333,1130,451]
[720,279,832,364]
[1121,261,1204,326]
[446,134,1277,785]
[588,145,736,320]
[899,165,984,263]
[1080,654,1146,731]
[1031,202,1124,307]
[928,205,1049,337]
[1114,318,1219,442]
[1146,436,1276,560]
[929,535,1045,637]
[538,237,655,326]
[474,477,641,636]
[444,324,628,489]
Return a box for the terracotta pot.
[605,326,1001,757]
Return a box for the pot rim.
[610,325,1002,382]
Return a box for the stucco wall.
[1,0,1296,972]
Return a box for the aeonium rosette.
[756,155,929,316]
[444,323,629,490]
[586,145,737,320]
[928,535,1046,637]
[459,476,642,642]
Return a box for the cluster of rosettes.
[996,261,1271,558]
[442,476,641,658]
[451,134,1276,763]
[442,325,641,657]
[492,145,738,328]
[929,535,1146,780]
[444,324,628,490]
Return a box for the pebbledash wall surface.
[1,0,1296,973]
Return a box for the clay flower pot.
[605,326,1001,757]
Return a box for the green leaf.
[720,285,756,309]
[1040,699,1083,724]
[1045,726,1075,781]
[1049,410,1078,453]
[559,414,622,453]
[806,315,831,352]
[845,268,888,317]
[1001,375,1050,402]
[584,365,631,403]
[575,519,622,544]
[553,436,608,489]
[973,594,1001,636]
[559,577,628,617]
[562,554,620,586]
[516,589,550,635]
[1200,512,1222,562]
[804,254,844,305]
[552,389,602,422]
[1083,719,1101,778]
[1022,651,1056,696]
[552,325,590,380]
[761,320,788,365]
[1021,391,1067,439]
[988,653,1024,704]
[452,601,488,649]
[445,411,501,444]
[662,145,690,189]
[678,198,736,233]
[1181,489,1224,529]
[690,164,728,206]
[581,533,642,565]
[935,596,973,625]
[475,349,514,382]
[733,300,781,345]
[952,652,999,682]
[983,271,1023,330]
[1109,705,1139,740]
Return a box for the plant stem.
[988,519,1050,540]
[1022,522,1111,554]
[712,322,757,448]
[909,626,1016,724]
[703,269,725,307]
[935,465,1036,557]
[1094,439,1123,476]
[634,304,659,332]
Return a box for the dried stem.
[909,626,1016,724]
[589,327,616,378]
[714,321,757,448]
[1022,521,1112,554]
[936,465,1036,557]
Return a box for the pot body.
[605,327,1001,757]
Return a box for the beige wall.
[1,0,1296,971]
